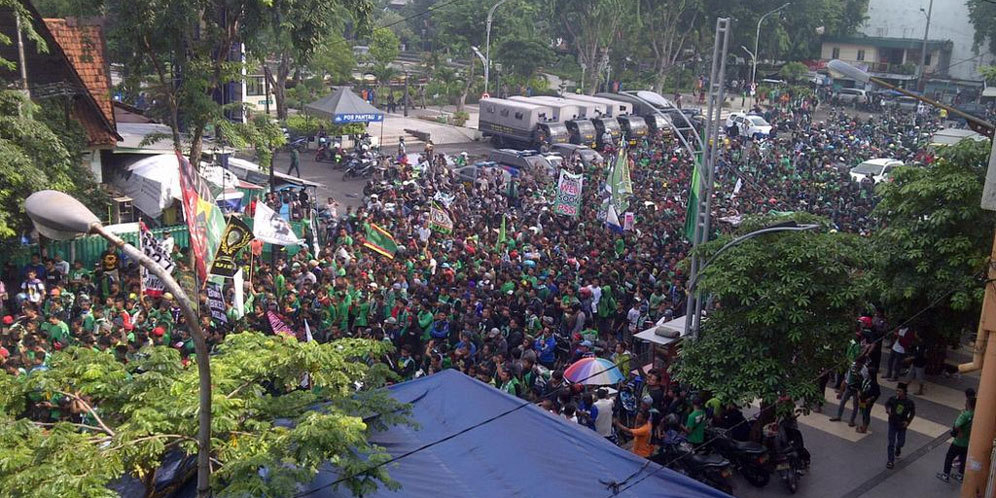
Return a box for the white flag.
[233,268,245,319]
[253,201,301,246]
[732,178,743,199]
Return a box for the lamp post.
[752,3,790,92]
[684,221,820,339]
[828,59,994,134]
[741,45,755,107]
[919,0,934,90]
[484,0,511,96]
[24,190,213,498]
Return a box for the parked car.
[725,112,772,139]
[488,149,555,174]
[849,158,903,183]
[834,88,868,106]
[452,161,514,185]
[551,143,604,166]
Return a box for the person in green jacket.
[938,396,975,482]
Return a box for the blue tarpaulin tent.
[305,370,730,498]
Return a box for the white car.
[849,158,903,183]
[725,112,772,139]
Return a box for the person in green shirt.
[938,396,975,482]
[43,315,70,346]
[684,397,708,446]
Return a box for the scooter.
[657,441,734,495]
[706,427,771,488]
[342,157,375,180]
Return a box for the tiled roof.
[42,19,115,129]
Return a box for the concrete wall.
[860,0,996,80]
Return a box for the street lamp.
[828,59,994,134]
[24,190,214,498]
[484,0,512,96]
[752,3,790,92]
[684,221,820,339]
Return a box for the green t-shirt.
[686,409,707,444]
[953,409,974,447]
[43,320,70,345]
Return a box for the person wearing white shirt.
[593,389,615,441]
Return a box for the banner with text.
[554,170,583,217]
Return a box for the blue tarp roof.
[304,370,729,498]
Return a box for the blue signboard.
[333,113,384,124]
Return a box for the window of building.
[856,49,865,61]
[925,54,932,66]
[246,76,265,97]
[514,112,524,120]
[832,47,840,59]
[500,109,509,117]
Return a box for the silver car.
[835,88,867,106]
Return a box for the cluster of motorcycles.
[652,416,810,495]
[313,135,383,181]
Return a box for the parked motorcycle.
[706,427,770,488]
[763,418,808,494]
[342,156,375,180]
[656,441,734,494]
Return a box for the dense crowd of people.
[1,93,951,469]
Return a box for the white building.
[859,0,996,81]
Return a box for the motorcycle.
[706,427,770,488]
[342,157,375,180]
[656,441,734,495]
[763,418,808,494]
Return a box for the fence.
[4,217,312,271]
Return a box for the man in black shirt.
[885,383,916,469]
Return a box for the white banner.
[140,225,175,296]
[253,201,301,246]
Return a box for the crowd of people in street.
[0,88,979,488]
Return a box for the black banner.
[209,217,254,277]
[206,282,228,324]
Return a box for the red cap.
[2,316,12,325]
[152,327,165,337]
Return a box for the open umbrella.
[564,357,625,385]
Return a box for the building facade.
[859,0,996,81]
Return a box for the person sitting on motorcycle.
[716,402,751,442]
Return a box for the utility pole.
[15,12,29,97]
[404,70,409,117]
[961,137,996,497]
[919,0,934,91]
[264,65,277,266]
[484,0,511,95]
[684,17,730,339]
[752,3,790,93]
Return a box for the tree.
[0,332,409,497]
[872,140,994,346]
[369,27,400,67]
[494,38,554,79]
[106,0,371,166]
[968,0,996,54]
[0,91,104,240]
[674,214,870,407]
[636,0,701,92]
[552,0,628,94]
[779,61,809,83]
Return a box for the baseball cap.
[2,316,13,325]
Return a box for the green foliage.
[217,114,287,170]
[0,91,103,239]
[368,28,400,67]
[981,66,996,84]
[452,110,470,127]
[871,140,995,342]
[495,38,555,79]
[0,332,410,496]
[779,62,809,83]
[968,0,996,54]
[675,213,871,407]
[285,114,323,137]
[309,33,358,85]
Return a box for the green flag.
[684,152,704,241]
[610,149,632,214]
[496,214,507,252]
[362,223,398,259]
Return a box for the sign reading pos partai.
[333,113,384,124]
